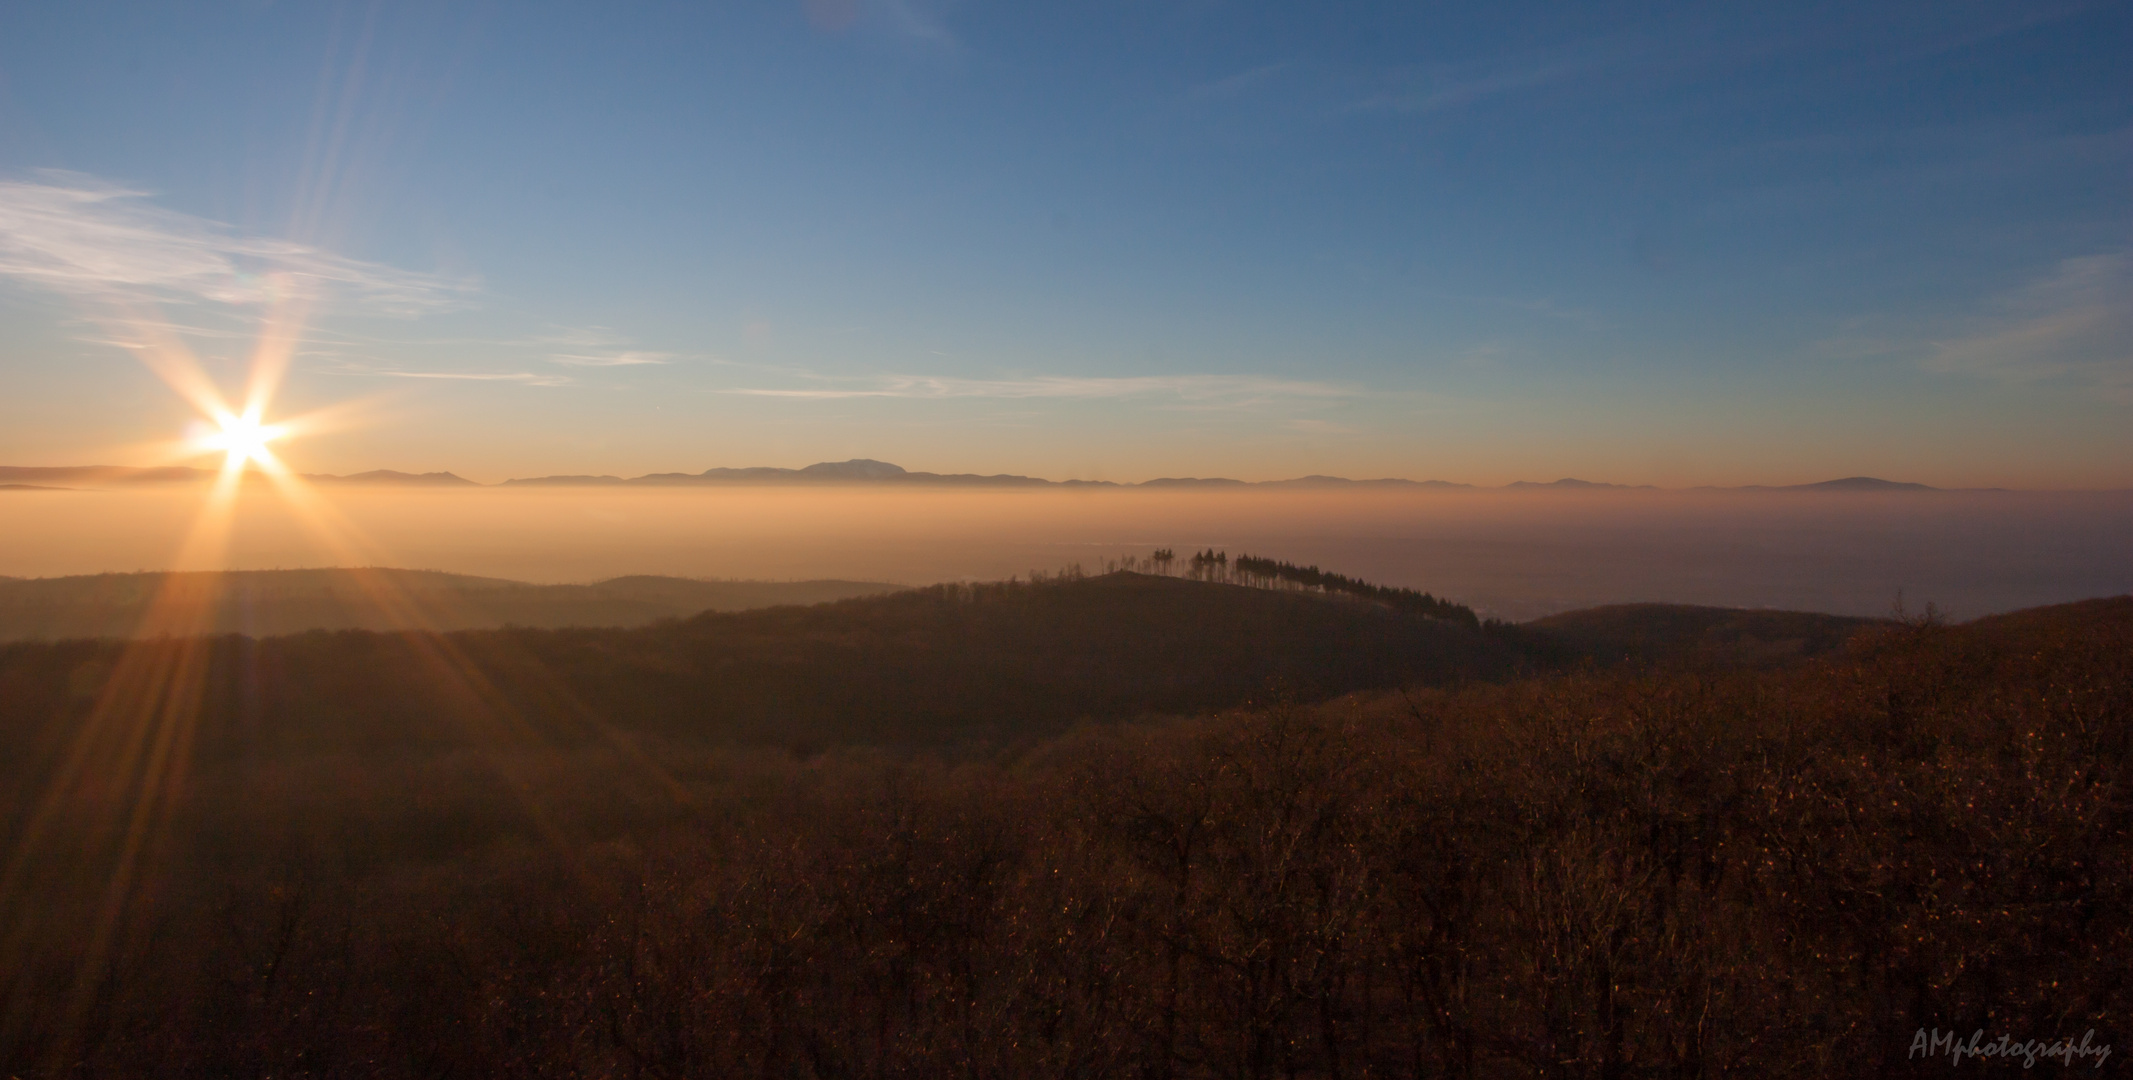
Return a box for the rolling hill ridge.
[0,568,902,641]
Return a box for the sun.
[200,409,288,468]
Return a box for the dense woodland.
[0,571,2125,1077]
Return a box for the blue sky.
[0,0,2127,485]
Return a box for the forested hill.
[1,579,2126,1074]
[0,571,1547,756]
[510,571,1549,744]
[0,568,903,641]
[1529,602,1879,667]
[0,571,1927,756]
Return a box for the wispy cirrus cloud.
[514,324,677,368]
[0,173,681,401]
[722,372,1355,405]
[0,171,473,314]
[363,369,574,388]
[803,0,954,46]
[549,350,672,368]
[522,325,628,349]
[1281,417,1363,435]
[878,0,954,45]
[279,325,679,388]
[1186,61,1294,103]
[1923,253,2133,402]
[1348,31,1663,116]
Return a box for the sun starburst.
[197,409,290,469]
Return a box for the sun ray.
[100,297,238,423]
[1,292,695,1068]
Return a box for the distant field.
[0,568,904,641]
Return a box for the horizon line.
[3,461,2117,493]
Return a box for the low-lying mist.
[3,485,2126,620]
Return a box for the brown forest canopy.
[0,574,2126,1077]
[0,572,1550,758]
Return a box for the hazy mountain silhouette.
[1503,478,1657,490]
[1774,476,1937,492]
[1697,476,1944,492]
[505,460,1481,488]
[1259,475,1475,489]
[3,461,1965,491]
[0,466,211,485]
[309,470,480,486]
[1137,477,1251,488]
[0,466,479,487]
[507,458,1063,487]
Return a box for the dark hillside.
[1959,593,2133,636]
[0,572,1539,767]
[0,568,902,641]
[491,571,1536,744]
[0,586,2126,1075]
[1528,601,1880,667]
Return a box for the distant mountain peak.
[799,459,908,479]
[1710,476,1941,493]
[1504,478,1646,490]
[1138,476,1249,488]
[1792,476,1937,492]
[312,469,480,486]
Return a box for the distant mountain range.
[0,460,1981,492]
[0,466,480,489]
[1722,476,1941,493]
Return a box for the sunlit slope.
[0,568,903,641]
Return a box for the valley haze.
[2,469,2125,623]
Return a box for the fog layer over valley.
[3,486,2125,620]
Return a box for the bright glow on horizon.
[197,410,288,470]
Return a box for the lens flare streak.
[0,293,687,1069]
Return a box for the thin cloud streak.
[1924,253,2133,402]
[1348,31,1662,115]
[1187,61,1294,102]
[877,0,954,46]
[722,373,1355,403]
[549,351,672,367]
[0,171,473,314]
[523,325,631,348]
[364,370,573,387]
